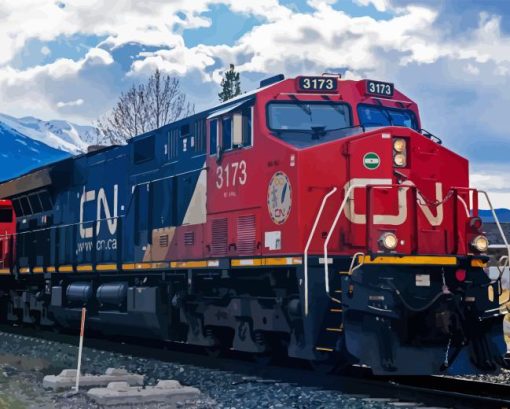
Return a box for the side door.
[206,104,259,257]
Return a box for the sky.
[0,0,509,207]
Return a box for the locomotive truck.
[0,74,508,375]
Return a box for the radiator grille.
[184,231,195,246]
[237,215,256,255]
[159,234,169,247]
[211,218,228,256]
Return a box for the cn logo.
[79,185,118,239]
[343,178,444,226]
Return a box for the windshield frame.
[356,103,419,131]
[266,100,353,133]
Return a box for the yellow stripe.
[330,308,343,313]
[171,260,208,268]
[231,259,263,267]
[96,264,117,271]
[0,269,10,275]
[316,347,334,352]
[470,259,487,268]
[135,262,152,269]
[358,255,458,266]
[77,265,94,272]
[122,263,135,270]
[122,262,170,270]
[58,265,73,273]
[265,257,303,266]
[32,267,44,273]
[231,257,303,267]
[19,267,30,274]
[46,267,56,273]
[151,262,170,269]
[326,327,343,332]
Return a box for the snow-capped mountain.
[0,122,71,182]
[0,114,98,182]
[0,113,97,155]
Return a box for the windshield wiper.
[311,125,326,140]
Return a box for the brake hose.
[388,281,445,312]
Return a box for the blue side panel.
[53,147,129,266]
[47,112,208,267]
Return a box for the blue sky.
[0,0,509,206]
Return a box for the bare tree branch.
[96,70,194,145]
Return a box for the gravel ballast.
[0,329,497,408]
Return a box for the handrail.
[303,187,337,316]
[323,184,362,297]
[477,190,510,280]
[452,187,510,280]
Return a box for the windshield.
[357,104,418,130]
[268,102,351,131]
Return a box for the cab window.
[358,104,418,130]
[222,117,232,151]
[211,107,252,155]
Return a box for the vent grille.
[237,215,256,255]
[159,235,169,247]
[211,218,228,256]
[184,231,195,246]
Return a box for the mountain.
[0,114,97,182]
[0,123,71,181]
[0,113,96,154]
[479,208,510,223]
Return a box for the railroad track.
[0,323,509,409]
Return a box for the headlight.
[471,235,489,252]
[393,138,406,153]
[393,153,407,167]
[379,232,398,250]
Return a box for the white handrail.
[477,190,510,279]
[323,184,361,296]
[303,187,337,316]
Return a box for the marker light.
[471,235,489,252]
[393,138,406,153]
[379,232,398,250]
[393,153,407,167]
[469,216,483,231]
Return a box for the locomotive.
[0,74,508,375]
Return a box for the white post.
[74,307,86,392]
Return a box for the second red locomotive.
[0,74,508,374]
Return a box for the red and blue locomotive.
[0,74,508,374]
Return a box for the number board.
[296,76,337,93]
[366,80,394,98]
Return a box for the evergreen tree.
[218,64,242,102]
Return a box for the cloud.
[56,98,84,108]
[354,0,392,12]
[0,47,117,122]
[41,46,51,56]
